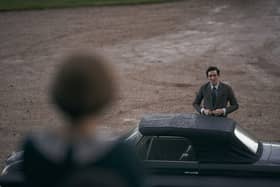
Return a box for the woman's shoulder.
[23,131,119,165]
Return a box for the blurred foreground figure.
[22,52,145,187]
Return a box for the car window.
[137,136,195,161]
[137,136,152,160]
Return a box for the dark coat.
[22,132,145,187]
[193,82,239,116]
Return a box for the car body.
[1,113,280,187]
[125,113,280,178]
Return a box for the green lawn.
[0,0,176,11]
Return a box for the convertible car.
[1,113,280,186]
[125,113,280,177]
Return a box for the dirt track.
[1,0,280,165]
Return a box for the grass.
[0,0,176,11]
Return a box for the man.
[193,66,238,117]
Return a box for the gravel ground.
[1,0,280,167]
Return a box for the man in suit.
[193,66,239,117]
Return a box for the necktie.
[211,87,216,109]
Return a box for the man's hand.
[203,109,212,116]
[212,109,224,116]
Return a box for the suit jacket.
[193,82,239,116]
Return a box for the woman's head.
[51,52,115,123]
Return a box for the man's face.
[207,70,219,85]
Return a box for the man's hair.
[206,66,220,77]
[50,52,115,122]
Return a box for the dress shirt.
[201,82,226,116]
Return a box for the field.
[1,0,280,167]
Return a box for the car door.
[137,136,199,176]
